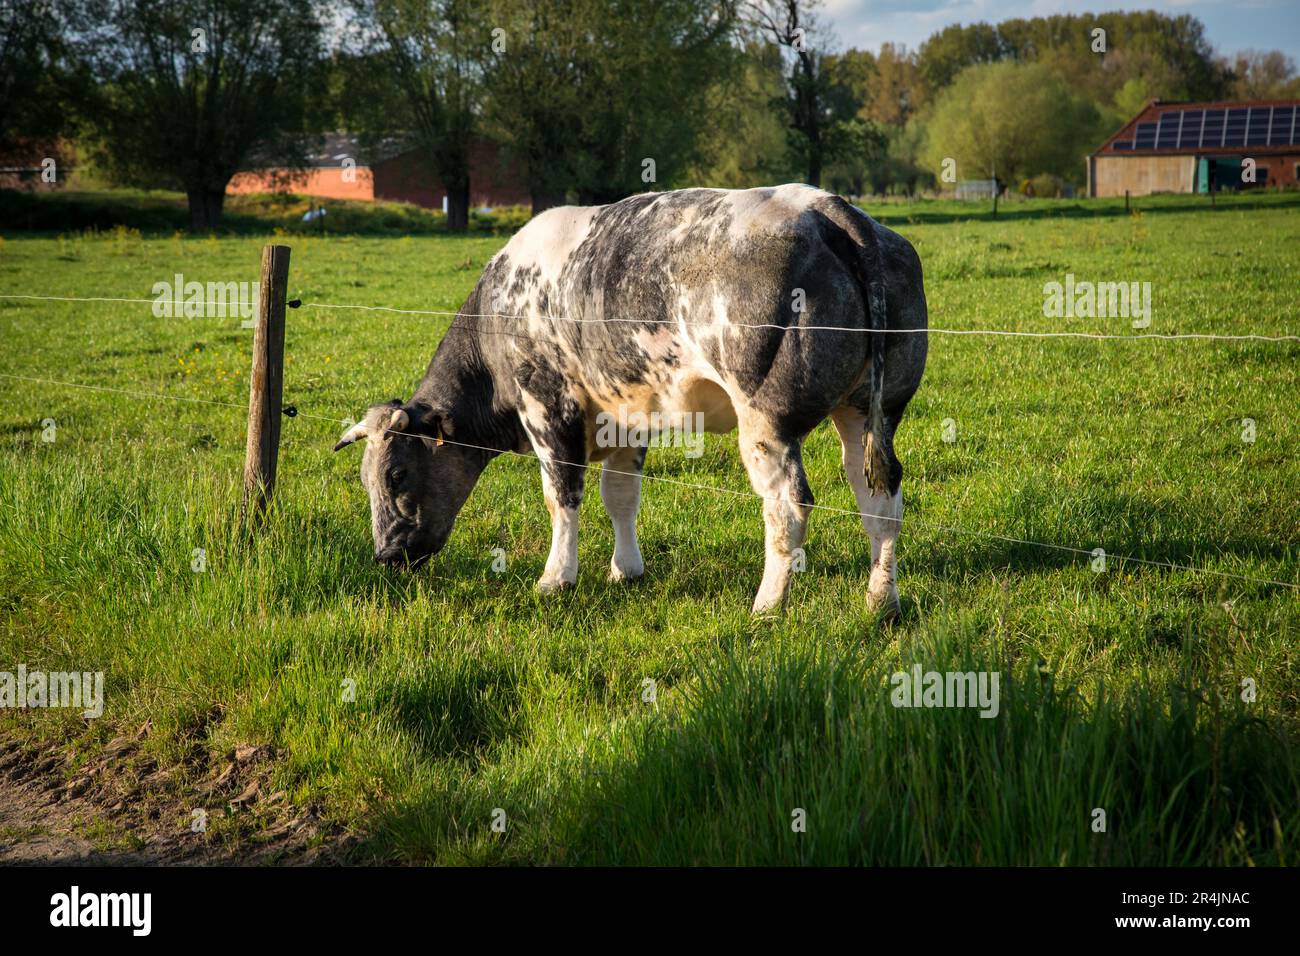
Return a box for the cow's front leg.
[738,415,814,614]
[538,461,583,592]
[520,389,589,594]
[600,445,646,581]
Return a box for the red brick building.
[228,133,530,209]
[1088,99,1300,197]
[0,139,72,191]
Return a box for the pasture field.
[1,193,1297,864]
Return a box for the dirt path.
[0,732,350,865]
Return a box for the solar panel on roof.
[1156,115,1179,147]
[1246,109,1271,145]
[1269,106,1295,144]
[1224,110,1247,146]
[1202,109,1225,147]
[1178,111,1203,148]
[1107,104,1299,152]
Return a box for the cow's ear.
[402,403,445,446]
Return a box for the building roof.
[1092,99,1300,157]
[303,132,417,167]
[241,132,417,171]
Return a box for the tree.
[1225,50,1300,99]
[484,0,736,212]
[689,41,801,188]
[921,61,1105,188]
[351,0,485,231]
[882,118,930,196]
[73,0,323,231]
[863,43,925,129]
[0,0,91,146]
[916,12,1231,109]
[916,21,1005,94]
[742,0,842,187]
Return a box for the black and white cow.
[334,184,927,616]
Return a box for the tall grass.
[1,192,1297,863]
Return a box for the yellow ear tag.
[434,422,445,447]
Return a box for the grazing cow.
[334,184,927,616]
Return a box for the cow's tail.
[819,197,891,495]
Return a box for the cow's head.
[333,400,486,567]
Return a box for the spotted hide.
[334,184,928,616]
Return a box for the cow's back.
[472,185,916,441]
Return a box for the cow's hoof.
[751,595,786,616]
[866,589,901,623]
[536,577,575,595]
[608,558,645,582]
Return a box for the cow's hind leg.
[737,414,814,615]
[600,445,646,581]
[831,407,902,619]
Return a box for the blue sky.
[818,0,1300,64]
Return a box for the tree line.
[3,0,1297,229]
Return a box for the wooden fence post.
[241,244,291,526]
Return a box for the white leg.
[739,418,812,615]
[600,447,645,581]
[538,466,580,593]
[863,490,902,614]
[832,409,902,617]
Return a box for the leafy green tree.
[482,0,736,211]
[74,0,325,230]
[863,43,926,128]
[1225,50,1300,99]
[880,118,930,196]
[821,117,885,197]
[921,61,1104,189]
[688,41,800,188]
[916,21,1005,93]
[918,12,1231,110]
[742,0,848,187]
[0,0,93,146]
[350,0,486,231]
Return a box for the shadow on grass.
[350,645,1300,864]
[372,655,526,765]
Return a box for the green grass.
[1,191,1297,864]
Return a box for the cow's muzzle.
[374,545,433,569]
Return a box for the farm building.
[0,139,71,191]
[1087,99,1300,197]
[227,132,530,210]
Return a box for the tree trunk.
[446,183,470,232]
[186,188,226,231]
[797,47,822,188]
[806,148,822,188]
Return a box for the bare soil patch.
[0,730,352,865]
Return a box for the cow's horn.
[332,420,368,451]
[388,408,410,433]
